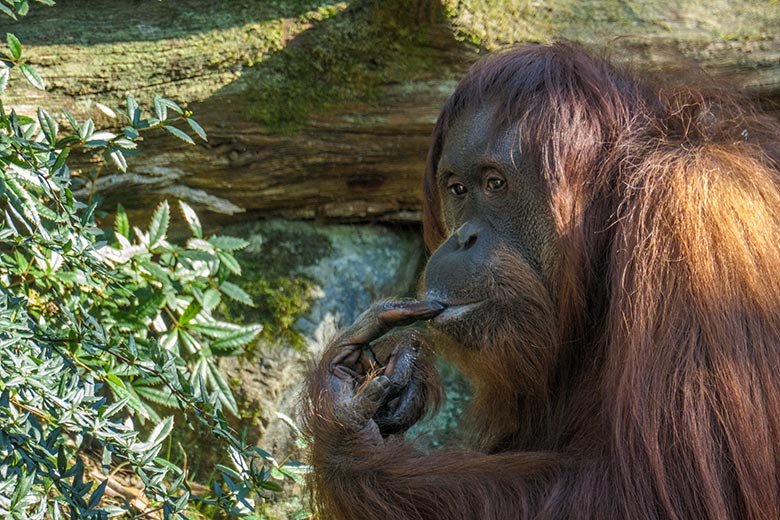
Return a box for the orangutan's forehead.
[438,103,521,173]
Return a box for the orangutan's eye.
[449,182,467,197]
[485,177,506,192]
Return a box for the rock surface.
[217,219,426,460]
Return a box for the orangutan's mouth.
[429,300,486,326]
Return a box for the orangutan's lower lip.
[430,301,485,325]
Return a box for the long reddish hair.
[422,43,780,518]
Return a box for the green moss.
[221,224,333,352]
[444,0,780,51]
[243,1,451,132]
[0,0,355,113]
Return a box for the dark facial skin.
[422,103,560,339]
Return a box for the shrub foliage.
[0,2,301,517]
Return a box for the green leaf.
[37,107,57,145]
[134,384,178,409]
[51,147,69,173]
[178,328,202,355]
[158,97,183,115]
[260,480,284,492]
[148,200,170,247]
[19,63,44,90]
[163,125,195,145]
[123,125,139,139]
[147,416,174,447]
[153,95,167,120]
[189,320,242,338]
[201,288,221,311]
[208,236,248,252]
[78,118,94,141]
[109,149,127,172]
[106,375,154,421]
[220,281,254,306]
[135,291,167,321]
[95,102,116,118]
[206,360,238,415]
[0,66,9,93]
[186,117,208,141]
[127,95,140,125]
[178,300,202,326]
[7,33,21,61]
[179,200,202,238]
[87,480,108,510]
[114,203,129,238]
[0,5,17,19]
[210,324,262,353]
[217,251,242,275]
[62,109,80,131]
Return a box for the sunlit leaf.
[179,200,202,238]
[20,63,44,90]
[95,102,116,118]
[37,107,57,145]
[114,203,129,238]
[7,33,21,60]
[148,200,170,248]
[210,324,263,353]
[208,236,248,251]
[220,281,254,306]
[186,117,207,141]
[163,125,195,145]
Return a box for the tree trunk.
[3,0,779,227]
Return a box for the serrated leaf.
[178,300,202,326]
[208,235,248,251]
[218,251,241,275]
[7,33,21,61]
[37,107,57,145]
[186,117,207,141]
[189,320,242,338]
[179,200,202,238]
[114,203,129,238]
[163,125,195,145]
[112,137,136,150]
[20,63,44,90]
[210,324,262,353]
[206,360,238,415]
[220,281,254,306]
[201,288,221,311]
[179,328,202,355]
[148,200,170,247]
[135,291,166,320]
[134,385,178,409]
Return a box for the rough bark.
[2,0,779,226]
